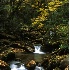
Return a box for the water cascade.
[34,44,45,54]
[35,66,44,70]
[10,61,27,70]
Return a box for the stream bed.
[9,52,69,70]
[9,53,48,70]
[15,53,47,63]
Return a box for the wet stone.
[0,60,10,70]
[26,60,36,70]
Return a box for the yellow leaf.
[39,8,44,11]
[32,5,35,7]
[54,5,61,7]
[49,7,56,11]
[35,19,39,22]
[48,2,55,6]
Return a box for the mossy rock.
[0,60,11,70]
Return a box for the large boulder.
[26,60,36,70]
[59,55,69,70]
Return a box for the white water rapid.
[34,44,45,54]
[35,66,44,70]
[10,61,27,70]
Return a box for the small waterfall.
[35,46,41,53]
[34,44,45,54]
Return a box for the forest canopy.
[0,0,69,48]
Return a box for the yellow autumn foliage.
[48,7,56,11]
[35,19,39,22]
[38,23,44,28]
[48,2,55,6]
[48,1,63,11]
[54,5,61,8]
[16,0,19,2]
[32,22,37,26]
[31,0,66,28]
[32,21,44,28]
[32,5,35,7]
[39,8,44,11]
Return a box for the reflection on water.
[15,53,46,63]
[34,54,43,62]
[10,52,47,70]
[10,61,27,70]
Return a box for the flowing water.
[33,44,45,54]
[35,66,44,70]
[10,61,27,70]
[10,60,45,70]
[10,44,48,70]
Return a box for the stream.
[9,44,69,70]
[10,53,48,70]
[10,44,48,70]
